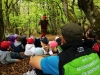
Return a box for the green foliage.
[8,0,66,35]
[1,0,100,36]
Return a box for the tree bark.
[61,0,78,23]
[78,0,100,38]
[0,0,4,40]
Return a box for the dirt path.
[37,34,60,41]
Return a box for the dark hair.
[56,38,61,45]
[16,36,22,41]
[34,38,42,47]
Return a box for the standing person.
[39,14,49,37]
[29,23,100,75]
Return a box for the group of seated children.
[24,36,62,56]
[0,34,62,64]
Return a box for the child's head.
[14,34,18,38]
[42,14,47,19]
[34,38,42,47]
[1,41,10,50]
[49,41,58,52]
[43,46,49,53]
[55,38,62,45]
[27,38,34,44]
[22,35,27,39]
[41,37,48,47]
[16,36,22,41]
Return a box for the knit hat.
[1,41,10,49]
[41,37,48,45]
[49,41,58,48]
[27,38,34,44]
[9,35,15,42]
[43,16,47,19]
[61,23,83,42]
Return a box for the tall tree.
[78,0,100,38]
[0,0,4,40]
[61,0,78,23]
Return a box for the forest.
[0,0,100,40]
[0,0,100,75]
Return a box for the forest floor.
[36,34,60,41]
[0,34,58,75]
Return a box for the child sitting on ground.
[0,41,21,64]
[24,37,49,56]
[40,36,49,55]
[9,35,15,48]
[24,38,35,56]
[55,36,63,51]
[34,38,42,47]
[49,41,61,55]
[21,35,27,50]
[13,36,24,53]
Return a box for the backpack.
[92,42,100,56]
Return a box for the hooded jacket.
[58,41,100,75]
[13,41,24,53]
[0,50,16,64]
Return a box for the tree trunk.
[61,0,78,23]
[0,0,4,40]
[78,0,100,39]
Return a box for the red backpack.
[93,43,100,53]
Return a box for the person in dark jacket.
[13,36,24,53]
[21,35,27,51]
[39,14,49,37]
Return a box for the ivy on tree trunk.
[0,0,4,40]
